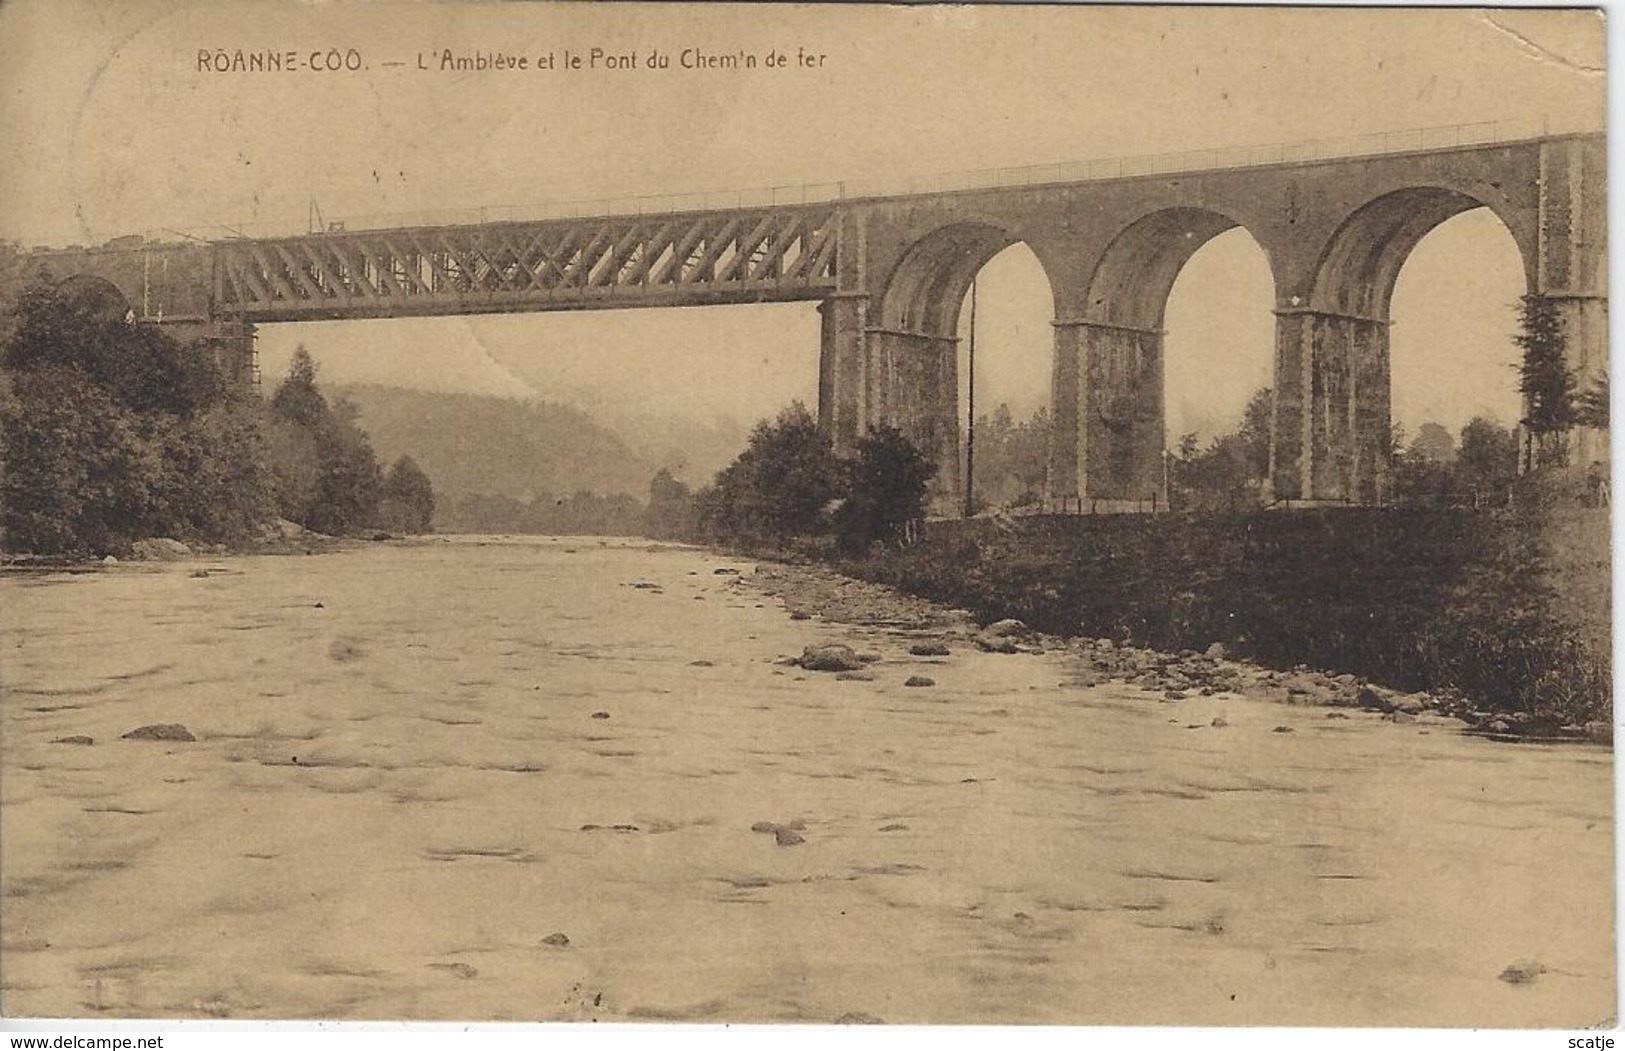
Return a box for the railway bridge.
[8,125,1606,508]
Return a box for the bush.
[834,425,936,552]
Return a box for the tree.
[1515,294,1576,468]
[1005,406,1052,504]
[1386,420,1458,505]
[966,403,1051,509]
[270,347,329,428]
[159,399,275,544]
[643,468,696,540]
[0,368,153,553]
[376,455,435,534]
[1456,416,1518,503]
[3,280,226,418]
[700,402,840,541]
[835,426,937,552]
[1238,388,1273,480]
[1165,390,1273,512]
[0,279,270,553]
[306,398,382,535]
[1576,374,1610,430]
[1170,434,1261,512]
[1408,422,1456,464]
[265,417,321,523]
[265,353,383,535]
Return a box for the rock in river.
[751,820,806,846]
[1498,959,1546,984]
[122,723,196,742]
[797,644,866,672]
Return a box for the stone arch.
[1084,207,1277,330]
[55,273,134,322]
[876,221,1034,337]
[865,221,1060,511]
[1308,188,1535,319]
[1049,208,1279,507]
[1274,190,1540,506]
[1271,189,1538,506]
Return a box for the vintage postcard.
[0,0,1612,1037]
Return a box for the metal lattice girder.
[214,206,842,322]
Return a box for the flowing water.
[0,536,1613,1025]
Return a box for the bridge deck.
[215,205,840,322]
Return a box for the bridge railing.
[331,181,852,230]
[121,115,1598,246]
[833,117,1563,198]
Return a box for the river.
[0,536,1613,1025]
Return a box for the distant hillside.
[593,410,752,488]
[329,384,659,507]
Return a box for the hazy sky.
[0,2,1603,445]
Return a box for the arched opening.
[1067,208,1276,508]
[1310,187,1531,318]
[878,222,1015,334]
[255,302,823,532]
[1162,228,1276,509]
[55,274,132,322]
[1303,188,1537,504]
[955,243,1054,512]
[1086,208,1241,330]
[875,222,1056,514]
[1388,210,1529,504]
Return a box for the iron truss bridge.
[214,205,840,321]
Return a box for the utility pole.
[964,277,977,519]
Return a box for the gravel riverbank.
[744,561,1610,745]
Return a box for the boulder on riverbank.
[975,618,1035,654]
[130,537,191,560]
[260,519,307,541]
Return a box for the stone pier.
[1271,310,1390,504]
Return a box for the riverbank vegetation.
[0,281,273,554]
[677,402,935,554]
[836,503,1609,728]
[0,281,435,555]
[684,389,1607,728]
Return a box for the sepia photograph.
[0,0,1613,1039]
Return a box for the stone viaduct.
[5,128,1605,510]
